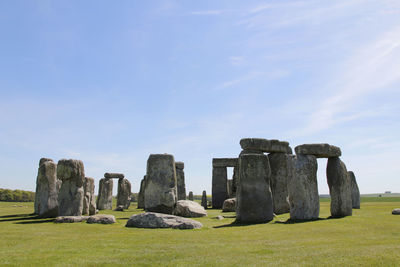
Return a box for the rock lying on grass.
[86,215,116,224]
[222,198,236,212]
[55,216,89,223]
[125,212,202,229]
[174,200,207,217]
[392,209,400,215]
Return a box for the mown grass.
[1,199,400,266]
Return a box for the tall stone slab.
[236,154,274,223]
[34,158,59,217]
[175,162,186,200]
[227,179,233,198]
[232,165,239,197]
[57,159,85,216]
[117,178,132,209]
[97,178,113,210]
[144,154,177,214]
[188,191,194,201]
[137,176,146,209]
[287,154,319,220]
[212,166,228,209]
[83,177,96,215]
[268,153,290,214]
[201,190,207,209]
[348,171,360,209]
[327,157,352,217]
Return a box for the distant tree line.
[0,188,35,202]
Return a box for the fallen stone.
[348,171,360,209]
[201,190,207,209]
[268,153,290,215]
[392,209,400,215]
[212,166,228,208]
[86,214,116,224]
[174,200,207,217]
[240,138,290,153]
[125,212,202,229]
[97,178,113,210]
[222,198,236,212]
[114,205,124,211]
[117,178,131,209]
[212,158,238,168]
[176,162,186,200]
[104,173,124,179]
[83,177,96,215]
[295,143,341,158]
[55,216,89,223]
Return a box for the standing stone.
[201,190,207,209]
[236,154,273,223]
[137,176,146,209]
[227,179,233,198]
[232,166,239,197]
[188,191,194,201]
[57,159,85,216]
[175,162,186,200]
[348,171,360,209]
[97,178,113,210]
[212,166,228,208]
[268,153,290,215]
[144,154,177,214]
[34,158,59,217]
[83,177,96,215]
[327,157,352,217]
[117,178,132,209]
[287,154,319,220]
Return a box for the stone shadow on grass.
[15,219,55,224]
[274,218,328,224]
[213,221,272,228]
[0,213,36,219]
[0,214,40,223]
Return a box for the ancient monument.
[97,173,132,210]
[212,158,238,208]
[175,162,186,200]
[137,176,146,209]
[188,191,194,201]
[117,178,132,209]
[201,190,207,209]
[83,177,96,215]
[97,177,113,210]
[348,171,360,209]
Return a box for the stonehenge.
[201,190,207,209]
[117,178,132,209]
[348,171,360,209]
[96,172,132,211]
[212,158,238,208]
[97,178,113,210]
[188,191,194,201]
[175,162,186,200]
[137,176,146,209]
[268,153,290,215]
[83,177,96,215]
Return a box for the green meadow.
[1,198,399,266]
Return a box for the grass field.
[1,198,400,266]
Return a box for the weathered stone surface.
[34,159,59,218]
[57,159,85,216]
[87,214,116,224]
[212,166,228,208]
[137,176,146,209]
[392,209,400,215]
[55,216,88,223]
[201,190,207,209]
[125,212,202,229]
[188,191,194,201]
[348,171,360,209]
[240,138,290,153]
[144,154,177,214]
[236,154,274,223]
[174,200,207,217]
[327,157,352,217]
[176,162,186,200]
[97,178,113,210]
[104,173,124,179]
[39,158,53,166]
[287,154,320,220]
[227,179,233,198]
[232,165,239,197]
[83,177,96,215]
[117,178,131,209]
[268,153,290,215]
[295,143,341,158]
[212,158,238,168]
[222,198,236,212]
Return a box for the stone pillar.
[348,171,360,209]
[97,178,113,210]
[144,154,177,214]
[227,179,233,198]
[201,190,207,209]
[117,178,132,209]
[175,162,186,200]
[83,177,96,215]
[236,153,273,223]
[327,157,352,217]
[188,191,194,201]
[34,158,59,218]
[57,159,85,216]
[287,154,319,220]
[232,166,239,197]
[268,152,290,215]
[137,176,146,209]
[212,166,228,209]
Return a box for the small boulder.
[174,200,207,217]
[55,216,89,223]
[222,198,236,212]
[392,209,400,215]
[125,212,202,229]
[87,214,116,224]
[114,205,124,211]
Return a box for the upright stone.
[327,157,352,217]
[201,190,207,209]
[34,158,59,217]
[188,191,194,201]
[287,154,319,220]
[97,178,113,210]
[83,177,96,215]
[137,176,146,209]
[227,179,233,198]
[236,154,273,223]
[268,153,290,214]
[232,166,239,197]
[57,159,85,216]
[348,171,360,209]
[144,154,177,214]
[175,162,186,200]
[212,166,228,208]
[117,178,132,209]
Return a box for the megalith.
[144,154,177,214]
[236,153,273,223]
[137,176,146,209]
[201,190,207,209]
[348,171,360,209]
[227,179,233,198]
[34,158,60,217]
[188,191,194,201]
[117,178,132,209]
[287,154,319,220]
[83,177,96,215]
[232,165,239,197]
[57,159,85,216]
[327,157,352,217]
[268,152,290,214]
[175,162,186,200]
[212,166,228,208]
[97,178,113,210]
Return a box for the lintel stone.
[212,158,238,167]
[295,143,341,158]
[104,173,125,179]
[240,138,291,153]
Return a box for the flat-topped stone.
[295,144,341,158]
[174,200,207,217]
[55,216,89,223]
[175,162,184,169]
[125,212,202,229]
[212,158,238,167]
[240,138,290,153]
[104,173,124,179]
[87,214,116,224]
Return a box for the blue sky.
[1,1,399,195]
